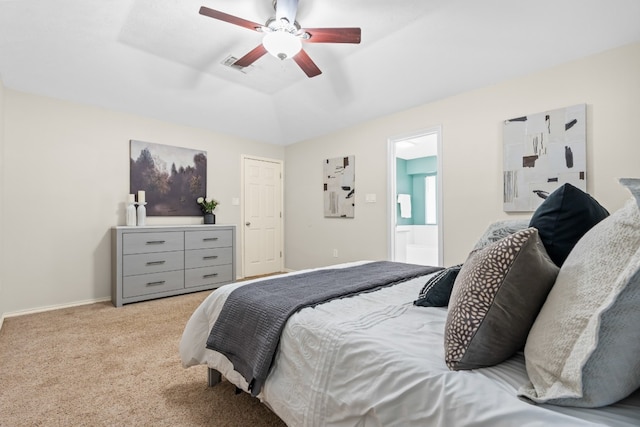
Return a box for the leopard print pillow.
[445,227,559,370]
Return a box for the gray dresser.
[111,225,236,307]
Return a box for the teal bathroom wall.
[396,158,413,225]
[407,156,437,175]
[412,174,427,224]
[396,156,437,225]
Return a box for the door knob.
[245,222,251,226]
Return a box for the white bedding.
[180,261,640,426]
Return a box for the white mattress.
[180,261,640,426]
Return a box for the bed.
[180,180,640,426]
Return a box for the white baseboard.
[0,314,4,332]
[1,297,112,325]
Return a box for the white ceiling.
[396,134,438,160]
[1,0,639,145]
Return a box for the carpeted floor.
[0,291,286,426]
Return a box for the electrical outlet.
[333,249,338,257]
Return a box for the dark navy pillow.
[529,183,609,267]
[414,264,463,307]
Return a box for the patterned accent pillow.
[444,228,559,370]
[519,178,640,407]
[414,264,463,307]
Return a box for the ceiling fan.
[199,0,361,78]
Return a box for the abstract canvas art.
[130,140,207,216]
[324,156,355,218]
[503,104,586,212]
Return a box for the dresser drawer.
[123,251,184,276]
[185,230,233,250]
[122,270,184,298]
[123,231,184,254]
[185,265,233,288]
[185,248,233,269]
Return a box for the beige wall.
[284,43,640,270]
[3,42,639,316]
[0,75,5,326]
[2,91,284,314]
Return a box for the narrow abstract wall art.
[324,155,355,218]
[130,140,207,216]
[503,104,586,212]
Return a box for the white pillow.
[519,178,640,407]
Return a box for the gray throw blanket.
[206,261,442,396]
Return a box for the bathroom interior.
[394,134,439,267]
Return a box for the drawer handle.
[203,256,219,260]
[203,237,219,242]
[146,280,166,286]
[146,260,166,266]
[203,273,219,278]
[146,240,166,245]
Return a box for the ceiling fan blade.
[233,44,268,68]
[303,28,361,44]
[275,0,299,24]
[293,49,322,78]
[199,6,263,32]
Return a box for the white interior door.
[243,156,283,277]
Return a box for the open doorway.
[388,128,443,267]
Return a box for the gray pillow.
[444,227,559,370]
[471,219,531,252]
[519,178,640,407]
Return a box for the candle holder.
[126,202,137,226]
[136,202,147,226]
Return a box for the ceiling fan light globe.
[263,31,301,60]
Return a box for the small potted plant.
[196,197,219,224]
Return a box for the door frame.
[240,154,285,279]
[387,126,444,266]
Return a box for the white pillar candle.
[137,190,145,204]
[128,194,135,204]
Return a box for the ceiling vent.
[221,55,253,74]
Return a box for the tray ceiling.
[1,0,639,145]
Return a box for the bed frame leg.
[208,368,222,387]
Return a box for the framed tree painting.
[130,140,206,216]
[503,104,586,212]
[324,155,355,218]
